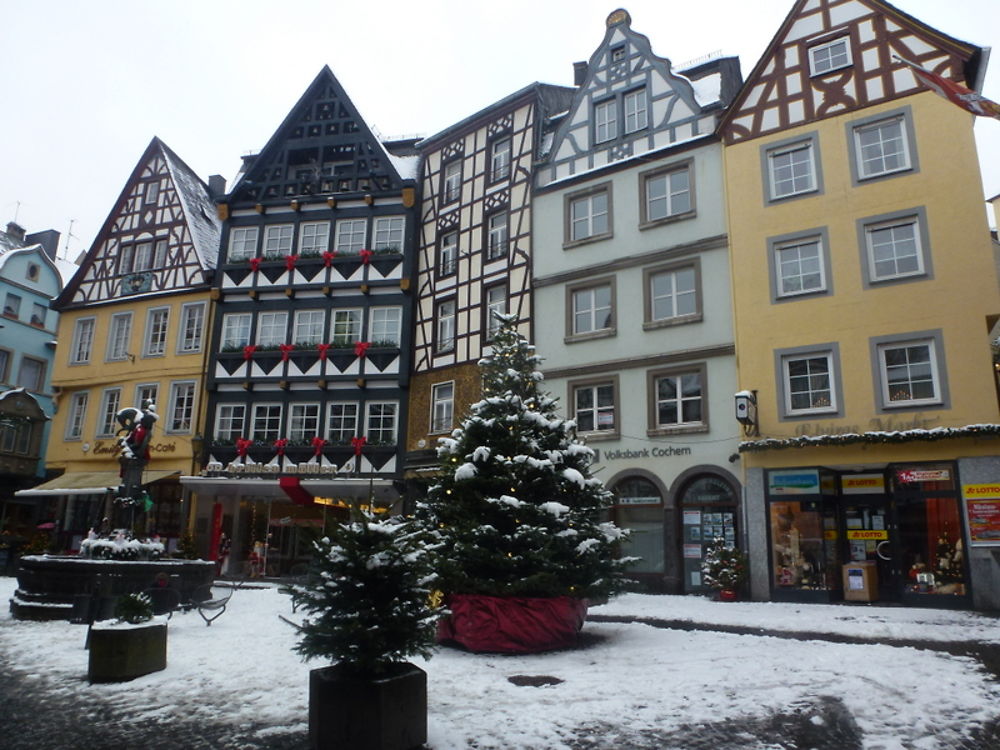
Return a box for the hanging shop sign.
[841,474,885,495]
[962,484,1000,545]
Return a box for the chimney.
[6,221,25,242]
[25,229,61,260]
[208,174,226,198]
[573,61,588,86]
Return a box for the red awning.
[278,476,314,506]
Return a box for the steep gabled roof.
[159,140,221,270]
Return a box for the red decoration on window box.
[284,254,299,271]
[351,436,367,456]
[311,436,327,457]
[273,438,288,457]
[322,251,337,267]
[360,248,373,264]
[279,343,295,361]
[248,257,262,272]
[242,345,257,360]
[235,438,252,458]
[316,343,331,360]
[354,340,370,358]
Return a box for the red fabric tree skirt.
[437,594,588,654]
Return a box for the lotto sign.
[963,484,1000,545]
[842,474,885,495]
[846,530,888,541]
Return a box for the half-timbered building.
[189,67,419,575]
[37,137,220,554]
[532,10,744,593]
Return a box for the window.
[297,222,330,255]
[26,263,39,281]
[490,138,512,182]
[119,245,134,274]
[646,265,699,324]
[133,242,153,272]
[855,118,908,178]
[431,382,454,433]
[71,318,96,364]
[106,313,133,362]
[486,213,508,261]
[594,99,617,143]
[289,403,321,442]
[484,284,507,340]
[178,303,205,353]
[256,311,288,347]
[153,239,168,268]
[775,237,826,297]
[570,282,614,337]
[3,293,21,318]
[263,224,294,258]
[642,164,692,224]
[442,161,462,204]
[331,309,362,345]
[365,402,397,444]
[221,313,252,350]
[252,404,282,442]
[98,388,122,436]
[30,302,47,327]
[809,37,852,76]
[572,381,617,434]
[373,216,404,252]
[215,404,246,442]
[334,218,367,254]
[860,210,930,284]
[369,307,401,346]
[327,403,358,443]
[143,308,170,357]
[777,346,841,418]
[294,310,325,346]
[0,349,9,381]
[566,186,611,244]
[16,356,45,391]
[144,181,160,203]
[649,366,706,432]
[874,336,945,409]
[167,381,196,432]
[436,300,456,353]
[439,231,458,276]
[228,227,259,261]
[135,383,159,411]
[766,138,818,199]
[624,89,647,133]
[66,391,89,440]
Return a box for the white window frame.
[331,309,362,346]
[877,339,942,407]
[135,383,159,412]
[490,137,512,182]
[485,284,507,340]
[571,283,613,336]
[365,401,397,445]
[16,356,45,391]
[624,88,648,133]
[153,239,168,268]
[65,391,89,440]
[334,218,367,254]
[437,300,456,353]
[297,221,330,255]
[143,307,170,358]
[167,381,196,433]
[263,224,294,258]
[782,352,837,415]
[809,37,852,76]
[369,306,402,346]
[221,313,252,350]
[256,311,288,347]
[144,181,160,204]
[372,216,404,252]
[486,213,508,261]
[106,312,133,362]
[293,309,325,346]
[288,403,321,442]
[768,140,817,199]
[649,266,698,322]
[70,317,96,364]
[573,381,617,434]
[215,404,246,442]
[864,216,924,282]
[652,370,705,430]
[442,161,462,203]
[643,165,692,223]
[228,226,259,261]
[133,241,154,272]
[252,403,283,442]
[430,381,454,434]
[177,302,206,354]
[439,230,458,276]
[594,99,618,143]
[327,402,359,443]
[775,237,827,297]
[854,116,910,179]
[568,188,610,243]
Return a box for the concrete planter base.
[88,621,167,683]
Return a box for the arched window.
[678,474,739,593]
[613,476,663,574]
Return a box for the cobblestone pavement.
[2,616,998,749]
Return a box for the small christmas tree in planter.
[88,592,167,683]
[701,537,749,601]
[290,509,441,750]
[418,313,632,654]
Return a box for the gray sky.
[3,0,999,261]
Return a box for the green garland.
[739,424,1000,453]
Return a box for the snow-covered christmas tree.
[418,314,631,601]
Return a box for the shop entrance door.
[842,499,899,601]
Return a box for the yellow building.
[20,138,221,553]
[721,0,1000,609]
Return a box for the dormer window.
[611,45,626,62]
[809,37,851,76]
[144,181,160,204]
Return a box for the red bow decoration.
[311,436,327,457]
[236,438,252,458]
[360,248,373,265]
[322,251,337,267]
[284,254,298,271]
[354,340,370,358]
[243,345,257,360]
[279,343,295,361]
[351,436,367,456]
[317,343,330,360]
[273,438,288,457]
[248,257,262,272]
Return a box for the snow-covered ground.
[1,576,998,749]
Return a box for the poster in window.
[963,485,1000,545]
[683,510,701,525]
[688,526,701,541]
[683,544,702,559]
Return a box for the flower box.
[88,620,167,683]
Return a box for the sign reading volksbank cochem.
[592,445,692,463]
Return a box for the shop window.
[679,475,738,592]
[769,496,839,592]
[613,476,663,575]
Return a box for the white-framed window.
[119,245,134,274]
[256,311,288,347]
[293,310,325,346]
[624,89,648,133]
[144,181,160,204]
[442,161,462,203]
[369,306,402,346]
[30,302,47,327]
[568,189,610,242]
[776,237,826,297]
[153,239,168,268]
[854,116,910,179]
[143,307,170,357]
[430,381,454,433]
[877,339,941,407]
[644,166,691,222]
[768,140,817,199]
[331,309,363,345]
[571,283,613,335]
[439,230,458,276]
[573,382,616,433]
[652,370,704,429]
[649,267,698,321]
[490,138,512,182]
[65,391,89,440]
[215,404,246,442]
[221,313,252,350]
[485,284,507,340]
[865,216,923,282]
[16,357,45,391]
[289,403,321,442]
[783,353,837,415]
[298,221,330,255]
[594,99,618,143]
[71,317,96,364]
[486,213,508,261]
[133,241,154,272]
[373,216,404,252]
[178,302,205,353]
[135,383,159,411]
[327,402,359,443]
[106,312,133,362]
[263,224,294,258]
[228,227,259,261]
[3,293,21,318]
[252,404,282,442]
[436,300,456,353]
[334,218,367,254]
[365,402,397,444]
[809,37,852,76]
[167,381,196,433]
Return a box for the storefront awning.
[14,470,180,497]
